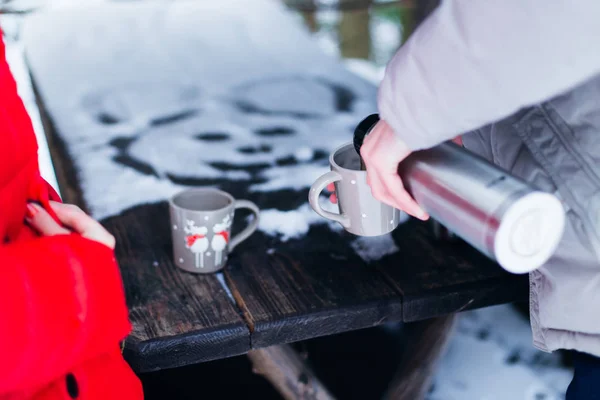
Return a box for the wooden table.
[21,2,529,397]
[46,182,528,374]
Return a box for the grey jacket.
[378,0,600,356]
[463,75,600,356]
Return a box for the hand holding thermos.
[309,114,567,274]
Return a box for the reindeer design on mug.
[184,220,209,268]
[211,214,232,265]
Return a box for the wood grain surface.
[103,202,251,372]
[375,219,529,322]
[224,225,405,349]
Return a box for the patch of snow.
[0,14,22,41]
[350,233,399,262]
[215,272,235,302]
[371,17,402,66]
[312,7,341,58]
[295,146,314,162]
[318,0,340,7]
[314,29,340,58]
[430,305,573,400]
[259,201,342,241]
[250,163,331,193]
[343,58,386,84]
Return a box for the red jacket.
[0,34,143,399]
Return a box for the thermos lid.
[353,113,380,155]
[494,191,566,274]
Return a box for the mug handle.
[229,200,260,252]
[308,171,350,228]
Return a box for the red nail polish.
[26,204,38,219]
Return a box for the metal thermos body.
[354,114,566,274]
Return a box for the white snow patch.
[215,272,235,302]
[371,17,402,64]
[295,146,314,162]
[430,305,573,400]
[343,58,385,84]
[350,234,399,262]
[259,201,342,241]
[250,163,331,193]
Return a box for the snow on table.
[21,0,376,234]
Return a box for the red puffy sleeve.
[0,233,132,394]
[0,26,134,396]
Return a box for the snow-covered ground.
[430,305,572,400]
[0,1,573,399]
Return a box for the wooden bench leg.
[248,345,336,400]
[382,315,457,400]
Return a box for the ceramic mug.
[169,188,260,274]
[308,142,403,236]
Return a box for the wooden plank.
[224,225,404,349]
[101,202,251,373]
[382,315,456,400]
[247,345,336,400]
[376,219,529,322]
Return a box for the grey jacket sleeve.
[377,0,600,151]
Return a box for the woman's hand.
[26,201,116,249]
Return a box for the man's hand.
[26,201,116,249]
[360,120,429,221]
